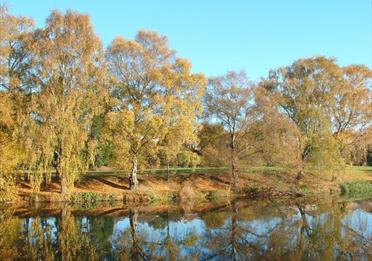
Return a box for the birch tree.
[106,31,205,189]
[205,71,253,190]
[28,10,106,195]
[0,5,34,199]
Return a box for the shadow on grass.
[76,176,130,190]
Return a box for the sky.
[4,0,372,81]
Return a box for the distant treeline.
[0,6,371,197]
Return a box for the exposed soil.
[13,168,372,203]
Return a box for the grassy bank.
[340,181,372,197]
[6,165,372,204]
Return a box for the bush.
[179,181,195,202]
[71,192,101,203]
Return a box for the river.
[0,197,371,260]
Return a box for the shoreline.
[3,168,371,204]
[2,193,371,219]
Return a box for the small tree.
[205,71,253,190]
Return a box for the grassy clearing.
[349,165,372,174]
[340,181,372,197]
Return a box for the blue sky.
[5,0,372,81]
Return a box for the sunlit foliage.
[0,5,34,200]
[260,57,371,176]
[205,71,254,189]
[105,31,206,189]
[0,5,370,198]
[25,10,107,195]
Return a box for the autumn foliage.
[0,6,371,198]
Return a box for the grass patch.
[206,190,230,201]
[340,181,372,197]
[242,185,262,196]
[70,192,101,209]
[71,192,100,203]
[299,184,310,194]
[123,189,177,204]
[85,167,227,178]
[351,165,372,173]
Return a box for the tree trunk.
[296,142,310,181]
[295,152,306,181]
[231,158,238,191]
[230,134,238,191]
[129,155,139,189]
[296,169,304,181]
[60,173,69,197]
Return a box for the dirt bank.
[12,167,371,203]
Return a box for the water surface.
[0,197,371,260]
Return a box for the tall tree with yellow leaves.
[261,56,371,178]
[106,31,206,189]
[0,5,34,199]
[27,10,106,196]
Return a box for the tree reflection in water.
[0,198,371,260]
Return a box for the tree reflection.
[200,201,263,260]
[0,209,23,260]
[56,206,98,260]
[0,199,371,260]
[85,215,115,260]
[113,209,201,260]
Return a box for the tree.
[105,31,205,189]
[331,65,372,165]
[251,86,300,167]
[0,5,34,199]
[332,65,371,136]
[262,57,347,178]
[262,57,372,177]
[205,71,253,190]
[27,10,106,195]
[0,4,34,93]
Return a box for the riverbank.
[3,194,371,219]
[11,165,371,204]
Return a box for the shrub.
[70,192,101,203]
[179,181,195,202]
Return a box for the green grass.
[351,165,372,173]
[84,167,227,178]
[244,166,286,176]
[71,192,100,203]
[340,181,372,197]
